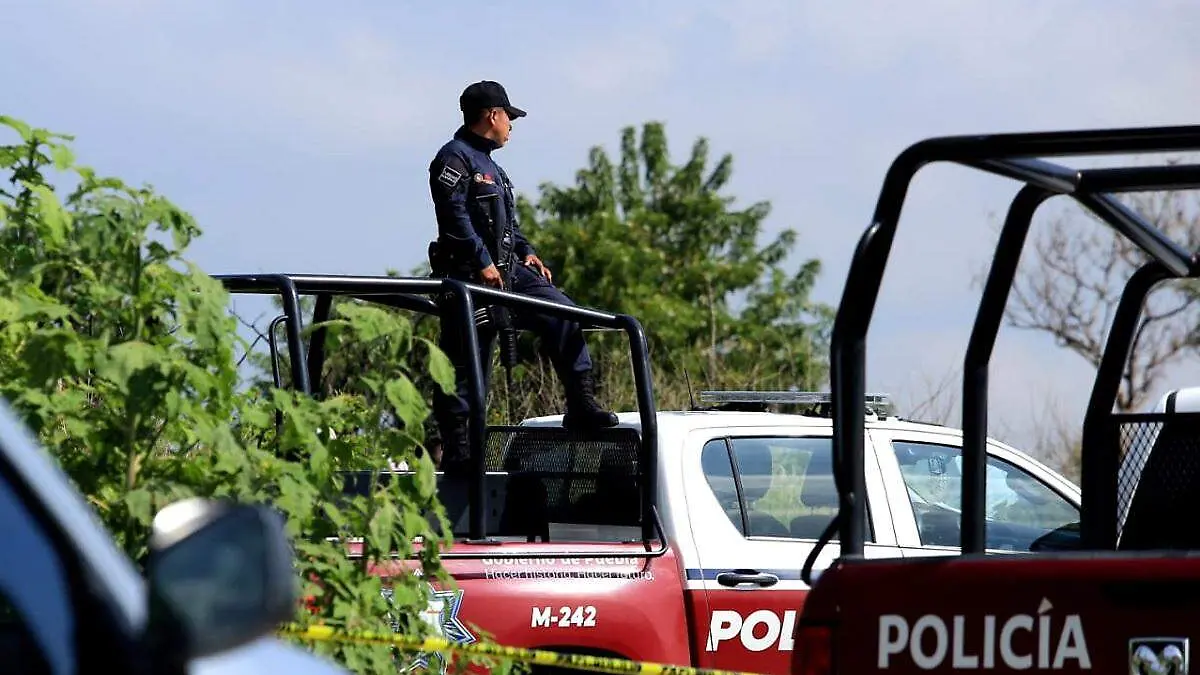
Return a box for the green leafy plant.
[0,114,513,674]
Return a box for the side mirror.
[144,498,297,663]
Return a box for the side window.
[701,439,744,535]
[891,440,1080,551]
[700,436,874,542]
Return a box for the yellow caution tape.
[280,623,767,675]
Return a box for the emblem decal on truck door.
[382,583,478,675]
[1130,638,1189,675]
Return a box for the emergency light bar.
[697,390,895,417]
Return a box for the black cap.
[459,80,526,119]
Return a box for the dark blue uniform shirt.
[428,126,534,274]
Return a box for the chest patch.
[474,172,496,185]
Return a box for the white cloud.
[703,0,802,64]
[702,0,1200,128]
[191,30,446,152]
[554,34,675,97]
[19,5,452,153]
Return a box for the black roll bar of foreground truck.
[801,124,1200,584]
[213,273,661,550]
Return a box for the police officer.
[427,80,618,474]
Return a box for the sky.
[3,0,1200,458]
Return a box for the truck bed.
[334,423,701,668]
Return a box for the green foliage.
[0,115,501,673]
[516,121,832,404]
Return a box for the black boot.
[562,370,619,431]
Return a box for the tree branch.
[1001,188,1200,412]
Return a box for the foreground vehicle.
[789,123,1200,675]
[0,394,349,674]
[219,275,1079,674]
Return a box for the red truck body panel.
[365,541,698,668]
[796,553,1200,674]
[694,584,808,674]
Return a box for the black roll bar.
[214,273,659,543]
[1079,261,1177,549]
[960,185,1056,553]
[305,293,333,393]
[800,124,1200,582]
[222,274,313,395]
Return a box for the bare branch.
[230,309,269,368]
[1002,187,1200,412]
[904,365,960,426]
[1025,392,1082,483]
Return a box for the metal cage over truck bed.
[213,273,663,553]
[805,124,1200,581]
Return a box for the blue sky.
[4,0,1200,455]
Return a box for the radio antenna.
[684,369,698,410]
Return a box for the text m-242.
[531,605,598,628]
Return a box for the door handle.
[716,569,779,588]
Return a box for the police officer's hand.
[524,254,552,283]
[480,264,504,288]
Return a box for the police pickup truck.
[783,122,1200,675]
[358,390,1080,675]
[0,394,349,674]
[214,272,1080,675]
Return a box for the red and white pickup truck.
[353,391,1080,675]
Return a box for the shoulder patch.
[437,164,464,188]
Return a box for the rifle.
[425,194,521,422]
[476,193,519,421]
